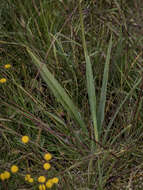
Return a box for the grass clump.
[0,0,143,189]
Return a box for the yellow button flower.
[46,179,53,188]
[3,171,11,179]
[4,64,11,69]
[38,176,46,183]
[25,174,34,183]
[39,184,46,190]
[43,163,51,170]
[28,177,34,183]
[25,174,31,181]
[0,78,6,83]
[21,136,29,143]
[0,173,5,181]
[44,153,52,161]
[11,165,19,173]
[52,177,59,184]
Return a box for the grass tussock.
[0,0,143,189]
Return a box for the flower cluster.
[0,171,10,180]
[0,64,12,84]
[0,135,59,189]
[25,174,34,183]
[37,152,59,189]
[0,165,19,181]
[0,63,60,189]
[21,136,59,189]
[38,177,59,190]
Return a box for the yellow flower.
[44,153,52,161]
[0,173,5,181]
[38,176,46,183]
[52,177,59,184]
[0,172,10,180]
[3,171,11,179]
[39,184,46,190]
[43,163,51,170]
[21,136,29,143]
[28,177,34,183]
[0,78,6,83]
[46,179,53,188]
[11,165,19,173]
[4,64,11,69]
[25,174,31,181]
[25,174,34,183]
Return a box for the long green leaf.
[97,35,112,135]
[79,1,98,141]
[26,47,87,133]
[86,55,98,141]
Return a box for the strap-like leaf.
[26,47,87,133]
[97,35,112,135]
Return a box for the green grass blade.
[110,124,131,145]
[103,77,142,143]
[86,55,98,141]
[44,111,67,128]
[79,1,98,141]
[26,47,87,133]
[97,35,112,135]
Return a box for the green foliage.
[0,0,143,189]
